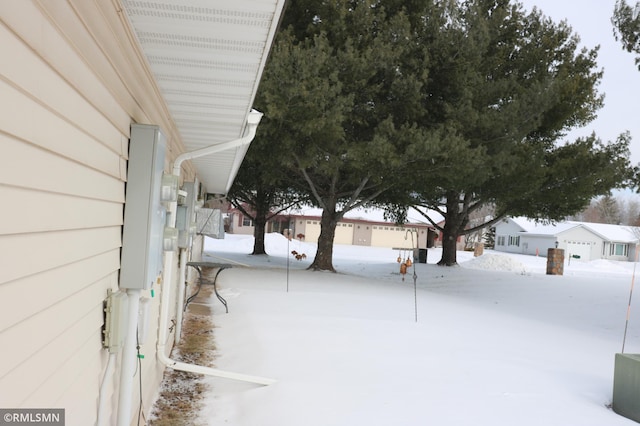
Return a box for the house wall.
[0,2,197,425]
[301,219,322,243]
[557,227,603,262]
[370,225,428,249]
[228,214,430,249]
[494,219,526,254]
[231,212,255,235]
[353,223,373,246]
[293,219,307,240]
[520,235,557,257]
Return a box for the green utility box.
[613,353,640,422]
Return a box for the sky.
[170,233,640,426]
[519,0,640,166]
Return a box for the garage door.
[566,241,591,261]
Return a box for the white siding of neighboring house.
[0,2,196,425]
[494,219,526,254]
[495,217,639,261]
[519,234,556,257]
[556,226,604,262]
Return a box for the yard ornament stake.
[405,228,419,323]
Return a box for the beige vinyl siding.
[0,186,123,235]
[0,1,132,139]
[0,2,126,424]
[0,1,199,424]
[0,250,120,332]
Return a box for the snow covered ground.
[196,233,640,425]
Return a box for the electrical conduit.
[174,248,188,345]
[96,353,116,426]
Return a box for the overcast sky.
[519,0,640,166]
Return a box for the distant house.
[228,206,439,249]
[494,217,640,261]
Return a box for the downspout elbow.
[172,110,263,176]
[157,343,275,386]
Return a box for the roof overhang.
[121,0,286,194]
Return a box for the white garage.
[566,241,592,261]
[495,217,639,262]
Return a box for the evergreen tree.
[387,0,635,265]
[256,0,435,271]
[483,226,496,249]
[226,120,305,255]
[613,0,640,69]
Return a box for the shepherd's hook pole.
[286,223,290,293]
[405,228,419,323]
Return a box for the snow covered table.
[186,262,232,313]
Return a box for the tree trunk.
[309,208,338,272]
[439,227,459,266]
[252,215,267,255]
[251,189,271,255]
[437,192,467,266]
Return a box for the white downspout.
[158,110,275,386]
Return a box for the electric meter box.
[120,124,167,290]
[176,181,198,248]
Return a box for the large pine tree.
[255,0,434,271]
[386,0,635,265]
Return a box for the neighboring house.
[494,217,640,261]
[0,2,285,426]
[228,206,438,249]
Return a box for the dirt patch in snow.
[148,271,218,426]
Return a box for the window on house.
[508,236,520,246]
[497,236,505,246]
[610,243,628,257]
[242,217,253,226]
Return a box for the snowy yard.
[195,234,640,425]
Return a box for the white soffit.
[121,0,285,194]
